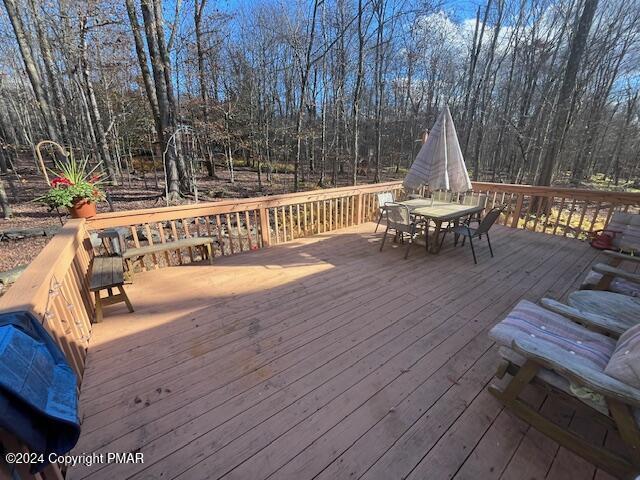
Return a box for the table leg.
[430,220,443,253]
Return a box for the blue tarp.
[0,311,80,462]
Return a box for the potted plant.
[39,155,104,218]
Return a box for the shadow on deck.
[68,222,612,480]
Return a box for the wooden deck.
[68,222,616,480]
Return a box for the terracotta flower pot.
[68,198,97,218]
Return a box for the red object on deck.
[589,229,620,250]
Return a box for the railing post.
[259,207,270,247]
[511,194,524,229]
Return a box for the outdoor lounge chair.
[375,191,396,233]
[582,250,640,297]
[379,204,427,259]
[439,205,504,264]
[540,291,640,338]
[488,300,640,478]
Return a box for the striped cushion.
[582,270,640,297]
[605,324,640,388]
[489,300,616,371]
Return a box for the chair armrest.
[592,263,640,284]
[511,338,640,408]
[603,250,640,263]
[540,298,626,337]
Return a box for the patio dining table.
[397,198,485,253]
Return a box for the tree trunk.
[0,176,11,218]
[536,0,599,186]
[2,0,59,142]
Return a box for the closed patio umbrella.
[403,106,472,193]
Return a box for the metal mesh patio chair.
[375,191,396,233]
[379,204,427,259]
[432,191,453,203]
[440,205,505,264]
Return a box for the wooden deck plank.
[66,223,613,480]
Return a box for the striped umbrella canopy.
[403,106,472,193]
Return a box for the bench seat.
[122,236,214,259]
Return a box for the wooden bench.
[122,236,214,275]
[90,256,134,322]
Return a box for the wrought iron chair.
[441,205,505,264]
[379,204,427,259]
[375,191,396,233]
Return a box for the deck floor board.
[68,222,617,480]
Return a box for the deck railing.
[0,219,94,479]
[85,181,404,269]
[472,182,640,239]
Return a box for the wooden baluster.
[214,215,224,254]
[588,202,602,234]
[203,216,214,257]
[259,208,270,247]
[274,207,280,244]
[144,223,159,268]
[288,205,294,240]
[346,196,350,227]
[156,222,171,265]
[603,204,615,229]
[510,194,524,229]
[279,207,286,241]
[532,197,545,232]
[131,225,145,270]
[225,214,235,253]
[182,218,195,262]
[303,203,308,234]
[245,211,254,250]
[575,201,589,238]
[170,220,183,264]
[235,212,243,251]
[552,197,566,236]
[563,199,578,237]
[296,204,301,237]
[310,202,315,234]
[323,201,327,232]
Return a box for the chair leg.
[206,243,214,264]
[468,235,477,264]
[439,229,448,250]
[380,227,389,251]
[117,285,135,313]
[486,233,494,257]
[94,291,103,323]
[404,236,412,259]
[425,226,429,254]
[375,212,383,233]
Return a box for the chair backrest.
[377,192,395,209]
[608,212,640,253]
[432,191,452,202]
[476,206,505,234]
[461,193,488,207]
[386,204,412,230]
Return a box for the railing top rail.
[472,181,640,202]
[0,219,87,316]
[87,181,403,229]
